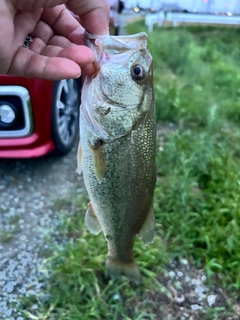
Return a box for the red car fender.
[0,76,55,158]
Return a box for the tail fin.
[106,256,142,284]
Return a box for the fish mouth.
[84,31,149,55]
[85,31,148,41]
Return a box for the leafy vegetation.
[143,23,240,291]
[20,23,240,319]
[20,191,169,320]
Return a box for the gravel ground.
[0,141,83,319]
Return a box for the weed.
[0,229,13,242]
[20,193,168,320]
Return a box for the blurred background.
[124,0,240,14]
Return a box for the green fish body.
[78,32,156,283]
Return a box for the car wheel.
[51,78,81,155]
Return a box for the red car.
[0,76,81,158]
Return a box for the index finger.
[67,0,110,35]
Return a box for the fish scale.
[78,32,156,283]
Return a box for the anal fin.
[138,207,155,245]
[85,202,102,235]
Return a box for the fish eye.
[131,64,146,81]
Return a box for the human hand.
[0,0,109,80]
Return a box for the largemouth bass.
[78,32,156,283]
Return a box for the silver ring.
[22,35,34,49]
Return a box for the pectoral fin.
[77,141,82,175]
[138,207,155,245]
[85,202,102,235]
[89,140,106,183]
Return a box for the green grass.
[20,191,169,320]
[0,229,14,242]
[0,213,19,242]
[19,23,240,319]
[142,23,240,291]
[155,128,240,287]
[127,22,240,290]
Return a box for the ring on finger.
[22,35,34,49]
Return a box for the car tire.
[51,78,81,156]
